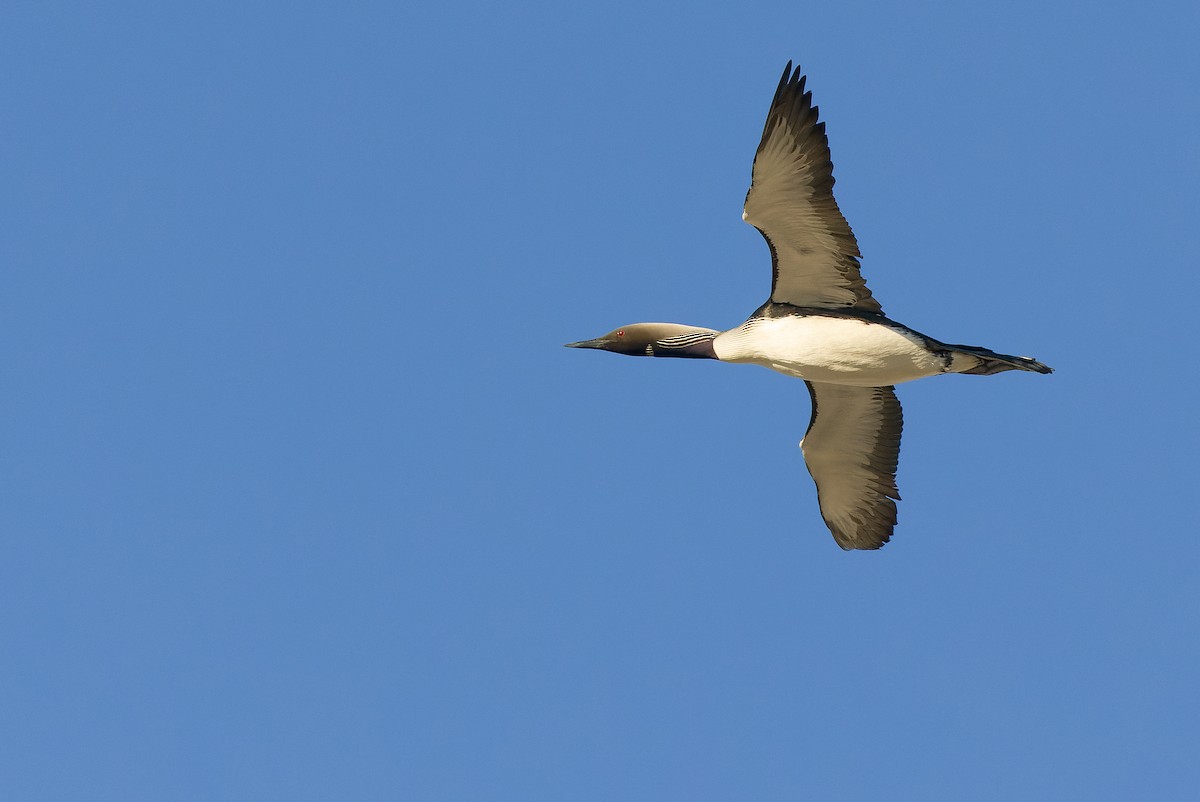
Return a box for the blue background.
[2,1,1197,799]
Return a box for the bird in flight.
[566,62,1052,550]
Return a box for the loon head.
[565,323,719,358]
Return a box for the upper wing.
[800,382,902,549]
[743,62,881,314]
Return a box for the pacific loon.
[567,62,1052,550]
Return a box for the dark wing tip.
[830,511,897,551]
[770,61,812,114]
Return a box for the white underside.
[712,316,946,386]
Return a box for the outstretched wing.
[801,382,902,549]
[744,62,881,314]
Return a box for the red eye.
[617,330,625,337]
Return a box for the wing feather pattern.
[744,63,881,313]
[801,382,902,549]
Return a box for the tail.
[944,343,1054,376]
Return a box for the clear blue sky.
[2,1,1197,799]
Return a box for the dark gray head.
[565,323,720,359]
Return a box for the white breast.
[712,316,946,386]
